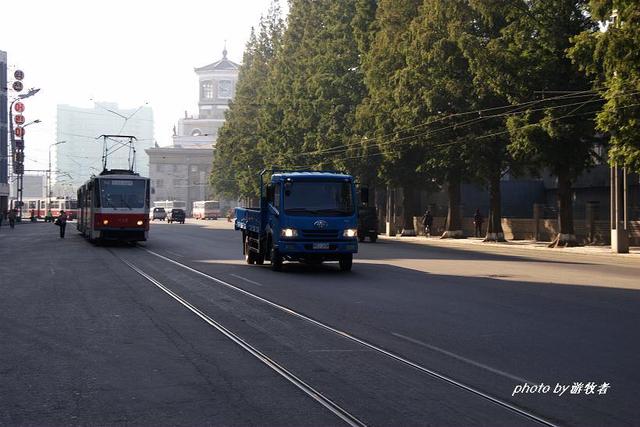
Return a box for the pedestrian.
[473,208,484,238]
[0,210,4,229]
[55,209,68,238]
[421,209,434,237]
[8,209,17,229]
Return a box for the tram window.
[100,179,146,209]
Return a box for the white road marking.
[391,332,536,385]
[230,273,263,287]
[163,250,184,258]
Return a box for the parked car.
[152,207,166,221]
[167,208,186,224]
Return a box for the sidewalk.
[379,234,640,261]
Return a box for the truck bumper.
[276,240,358,260]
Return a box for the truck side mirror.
[266,184,275,204]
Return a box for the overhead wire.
[295,90,638,161]
[293,88,603,158]
[291,100,640,169]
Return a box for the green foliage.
[569,0,640,170]
[211,1,284,200]
[257,0,368,176]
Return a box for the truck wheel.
[339,254,353,271]
[245,238,255,264]
[271,247,283,271]
[370,235,377,243]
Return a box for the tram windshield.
[99,179,146,209]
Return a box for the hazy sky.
[1,0,282,171]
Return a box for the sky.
[1,0,283,172]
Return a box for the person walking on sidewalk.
[8,209,17,229]
[473,208,484,237]
[421,209,434,237]
[55,210,68,238]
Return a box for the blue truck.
[234,170,358,271]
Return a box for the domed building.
[146,48,239,215]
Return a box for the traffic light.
[13,162,24,174]
[15,140,24,150]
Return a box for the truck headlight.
[137,220,144,226]
[343,228,357,237]
[281,228,298,238]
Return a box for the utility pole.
[609,9,629,253]
[0,50,8,215]
[48,141,66,221]
[9,86,40,220]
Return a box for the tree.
[469,0,599,246]
[211,1,284,202]
[257,0,369,182]
[569,0,640,171]
[357,0,426,235]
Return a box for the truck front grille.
[301,229,339,240]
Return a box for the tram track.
[116,254,366,427]
[115,246,559,427]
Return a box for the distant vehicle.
[235,169,358,271]
[167,208,186,224]
[358,206,378,243]
[153,200,187,212]
[151,207,166,221]
[192,200,221,220]
[13,197,78,221]
[77,169,150,243]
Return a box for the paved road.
[1,220,638,426]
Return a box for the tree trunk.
[549,172,577,247]
[401,186,417,236]
[484,170,506,242]
[442,175,464,238]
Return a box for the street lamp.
[23,119,42,128]
[47,140,66,221]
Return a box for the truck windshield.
[283,180,354,215]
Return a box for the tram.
[77,169,150,243]
[13,197,78,220]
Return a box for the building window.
[191,165,198,172]
[218,80,232,99]
[202,81,214,99]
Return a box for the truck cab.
[235,170,358,271]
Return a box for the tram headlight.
[103,219,109,225]
[137,220,144,226]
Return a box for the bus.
[192,200,221,220]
